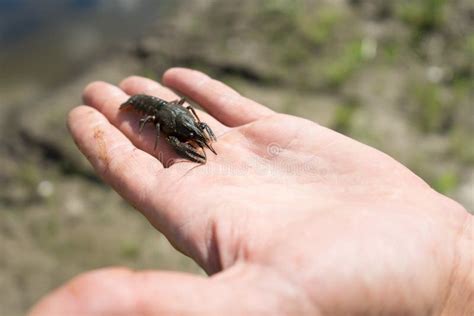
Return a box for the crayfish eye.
[189,132,195,137]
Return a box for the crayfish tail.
[119,102,130,109]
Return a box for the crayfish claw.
[167,136,207,164]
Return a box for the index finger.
[67,106,170,220]
[163,68,274,127]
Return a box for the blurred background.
[0,0,472,314]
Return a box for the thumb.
[28,265,310,315]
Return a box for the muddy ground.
[0,1,472,315]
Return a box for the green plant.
[448,130,474,165]
[396,0,446,36]
[297,7,343,46]
[432,171,459,194]
[324,40,364,88]
[261,2,344,67]
[141,68,158,81]
[466,34,474,57]
[410,82,454,133]
[120,240,140,259]
[382,40,400,63]
[332,99,360,134]
[17,162,40,188]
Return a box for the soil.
[1,1,472,314]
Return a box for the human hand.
[30,68,472,315]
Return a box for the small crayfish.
[120,94,217,164]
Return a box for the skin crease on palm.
[29,68,472,316]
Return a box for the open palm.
[31,68,471,315]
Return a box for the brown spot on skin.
[93,128,108,168]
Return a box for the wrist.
[441,213,473,315]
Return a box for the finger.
[68,106,176,230]
[163,67,274,127]
[119,75,228,136]
[29,268,219,316]
[29,266,305,316]
[82,81,183,166]
[81,82,236,270]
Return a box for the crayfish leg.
[154,122,160,150]
[139,115,155,133]
[169,98,187,106]
[185,105,202,123]
[183,104,218,143]
[198,122,217,142]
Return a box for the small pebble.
[37,180,54,198]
